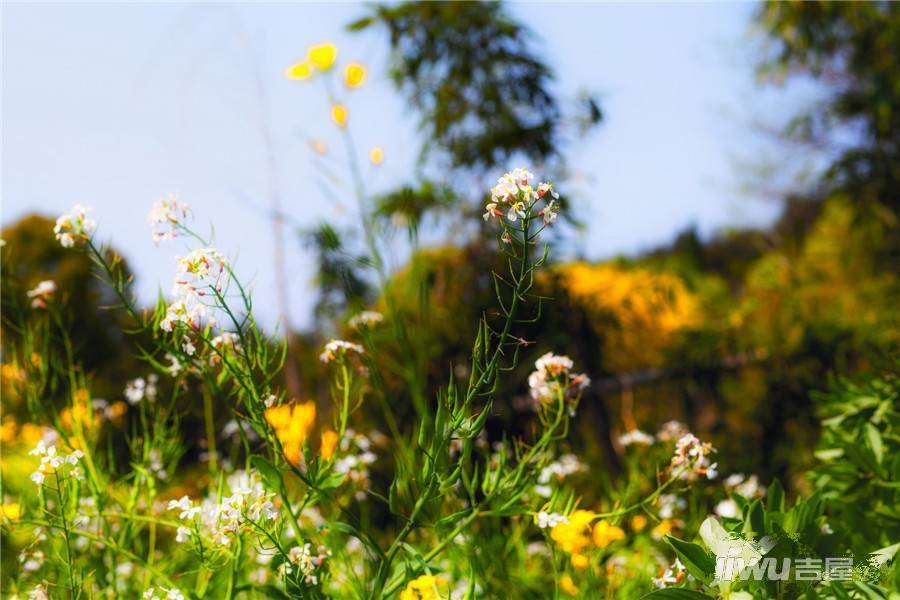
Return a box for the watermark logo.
[715,551,854,582]
[700,517,893,584]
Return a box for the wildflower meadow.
[2,3,899,599]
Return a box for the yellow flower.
[560,574,578,596]
[551,509,595,555]
[651,519,674,539]
[320,429,339,460]
[265,402,317,465]
[308,43,337,71]
[344,62,366,88]
[399,574,439,600]
[106,401,128,421]
[1,503,21,522]
[592,520,625,548]
[331,104,348,128]
[30,352,42,367]
[1,363,24,383]
[369,146,384,166]
[1,418,17,444]
[61,390,98,431]
[286,60,314,80]
[571,553,590,570]
[311,140,328,155]
[19,423,44,447]
[630,514,647,532]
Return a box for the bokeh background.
[3,1,899,494]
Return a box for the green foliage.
[349,2,600,170]
[759,1,900,206]
[808,370,900,558]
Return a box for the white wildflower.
[348,311,383,329]
[619,429,655,447]
[175,526,192,543]
[657,420,689,442]
[714,499,740,519]
[26,280,57,309]
[148,193,190,244]
[319,339,364,363]
[27,584,49,600]
[670,433,717,481]
[54,204,95,248]
[284,543,328,584]
[536,511,568,529]
[724,473,764,499]
[527,352,589,404]
[652,558,686,588]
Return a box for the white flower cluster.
[535,454,585,497]
[618,429,655,447]
[657,493,687,521]
[283,543,330,584]
[348,310,383,329]
[319,339,364,363]
[125,375,159,405]
[656,420,689,442]
[29,441,83,486]
[334,429,378,500]
[652,558,686,588]
[670,433,718,481]
[724,473,764,499]
[26,280,57,309]
[527,352,590,404]
[142,587,185,600]
[54,204,96,248]
[484,168,559,225]
[167,470,278,546]
[210,332,242,364]
[19,548,45,573]
[148,194,190,244]
[27,584,50,600]
[160,247,229,332]
[535,511,568,529]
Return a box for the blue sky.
[3,2,813,329]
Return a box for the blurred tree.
[0,215,144,402]
[304,223,372,322]
[759,1,900,209]
[349,1,601,171]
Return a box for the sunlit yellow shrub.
[553,262,700,371]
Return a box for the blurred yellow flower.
[265,402,317,465]
[651,519,674,539]
[331,104,348,127]
[61,390,98,431]
[551,509,595,554]
[553,263,699,372]
[560,574,578,596]
[630,514,647,532]
[399,574,439,600]
[285,60,314,80]
[592,520,625,548]
[571,552,590,570]
[30,352,42,367]
[308,43,337,71]
[310,140,328,155]
[320,429,339,460]
[2,363,24,383]
[1,418,17,444]
[1,503,21,522]
[106,401,128,422]
[369,146,384,166]
[19,423,44,447]
[344,62,366,88]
